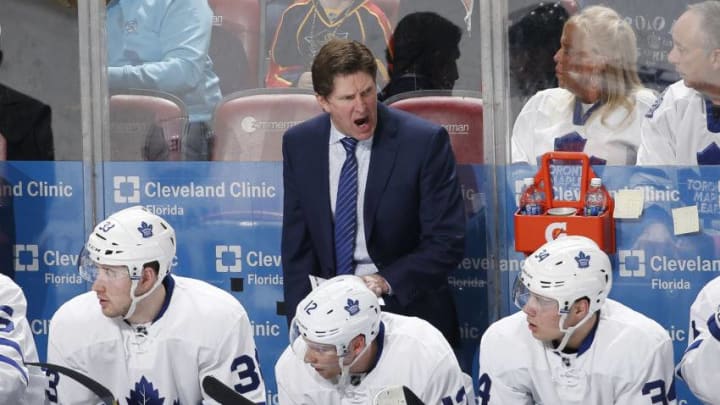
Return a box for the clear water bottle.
[519,177,545,215]
[584,177,607,216]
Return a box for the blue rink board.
[7,161,719,404]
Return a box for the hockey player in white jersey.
[47,206,266,404]
[275,275,473,404]
[676,276,720,403]
[479,236,676,404]
[637,1,720,165]
[0,274,46,404]
[511,6,656,166]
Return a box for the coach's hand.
[361,274,390,297]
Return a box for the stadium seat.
[211,88,322,161]
[109,89,188,161]
[373,0,400,25]
[0,133,6,161]
[207,0,261,89]
[385,90,483,164]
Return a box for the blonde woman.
[511,5,655,165]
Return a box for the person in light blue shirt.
[106,0,222,160]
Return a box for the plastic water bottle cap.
[590,178,602,187]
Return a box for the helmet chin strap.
[334,338,373,391]
[123,277,163,321]
[553,311,594,353]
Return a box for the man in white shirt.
[479,236,676,404]
[637,1,720,165]
[275,275,473,404]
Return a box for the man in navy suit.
[281,39,465,346]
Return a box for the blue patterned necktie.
[334,137,359,275]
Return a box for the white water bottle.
[584,177,607,216]
[519,177,545,215]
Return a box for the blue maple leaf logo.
[126,376,166,405]
[575,251,591,268]
[344,298,360,316]
[137,221,153,238]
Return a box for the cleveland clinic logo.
[114,176,140,203]
[14,245,39,272]
[216,245,242,272]
[618,249,646,277]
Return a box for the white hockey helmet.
[513,235,612,351]
[290,275,381,357]
[80,206,176,319]
[514,235,612,314]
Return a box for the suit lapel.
[364,104,400,239]
[304,116,335,273]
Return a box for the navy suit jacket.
[281,103,465,345]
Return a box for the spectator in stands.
[395,0,481,91]
[511,5,655,165]
[266,0,392,89]
[378,12,462,102]
[0,23,54,160]
[106,0,221,161]
[637,1,720,165]
[508,2,569,120]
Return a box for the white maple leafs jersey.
[479,299,676,405]
[511,88,656,165]
[677,275,720,404]
[275,312,471,405]
[0,274,46,404]
[47,275,266,405]
[637,81,720,165]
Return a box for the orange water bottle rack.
[513,151,616,254]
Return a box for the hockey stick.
[25,362,118,405]
[202,375,256,405]
[373,385,425,405]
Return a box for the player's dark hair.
[312,39,377,98]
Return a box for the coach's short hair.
[311,39,377,98]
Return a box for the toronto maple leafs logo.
[575,251,591,268]
[554,132,587,153]
[137,221,153,238]
[126,376,166,405]
[534,249,550,262]
[344,298,360,316]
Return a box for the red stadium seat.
[211,88,322,161]
[386,90,483,164]
[109,89,188,161]
[0,133,6,161]
[372,0,400,25]
[207,0,261,89]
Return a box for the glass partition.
[4,0,719,403]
